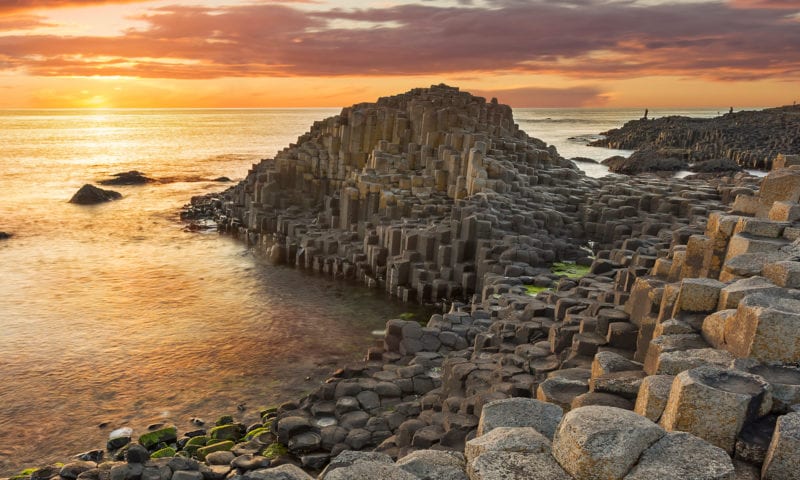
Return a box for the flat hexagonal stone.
[552,406,665,480]
[660,366,771,454]
[465,427,551,465]
[395,450,467,480]
[468,452,571,480]
[724,293,800,362]
[477,398,563,440]
[318,450,394,479]
[246,464,313,480]
[322,462,417,480]
[623,432,734,479]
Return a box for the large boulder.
[69,184,122,204]
[552,406,665,479]
[623,431,734,479]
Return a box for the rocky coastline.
[6,85,800,480]
[590,105,800,173]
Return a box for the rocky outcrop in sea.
[69,184,122,205]
[590,105,800,172]
[7,86,800,480]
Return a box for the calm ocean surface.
[0,106,723,473]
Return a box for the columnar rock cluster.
[590,106,800,170]
[181,88,800,479]
[184,85,743,303]
[9,87,800,480]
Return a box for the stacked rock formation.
[184,85,747,303]
[590,105,800,171]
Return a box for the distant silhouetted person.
[729,107,733,114]
[643,108,648,120]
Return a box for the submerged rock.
[0,231,11,240]
[99,171,153,185]
[69,184,122,205]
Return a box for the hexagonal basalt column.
[762,412,800,480]
[660,365,772,453]
[724,292,800,362]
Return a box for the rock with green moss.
[186,435,208,447]
[196,441,234,461]
[260,407,278,421]
[261,442,288,460]
[524,285,550,295]
[9,467,37,480]
[183,435,209,457]
[150,447,176,459]
[209,424,244,442]
[215,415,235,426]
[138,426,178,450]
[244,427,270,441]
[551,262,590,279]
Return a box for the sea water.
[0,106,727,473]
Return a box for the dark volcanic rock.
[570,157,599,164]
[689,157,742,173]
[69,184,122,205]
[591,105,800,170]
[99,171,153,186]
[602,150,684,175]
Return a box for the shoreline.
[5,86,800,479]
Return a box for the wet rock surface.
[99,171,153,186]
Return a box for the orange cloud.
[729,0,800,8]
[0,0,150,14]
[0,0,798,99]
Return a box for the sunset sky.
[0,0,798,108]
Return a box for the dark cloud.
[0,0,798,81]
